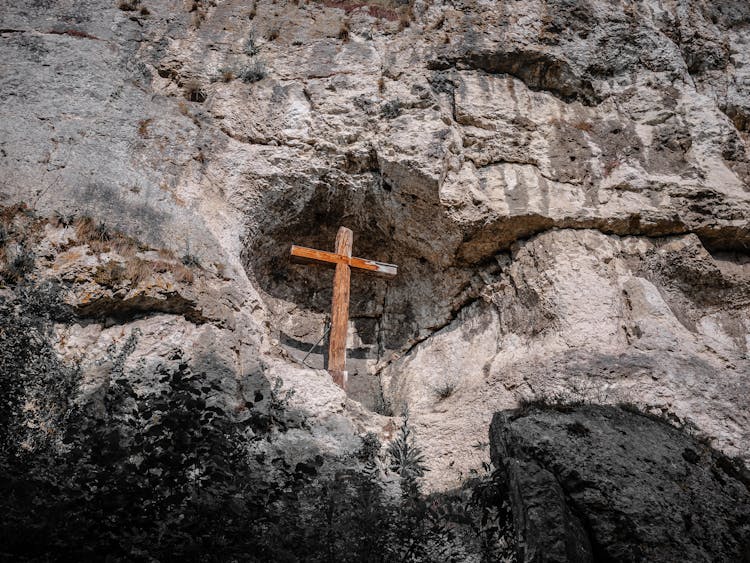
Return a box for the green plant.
[387,408,428,488]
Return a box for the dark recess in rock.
[429,49,599,105]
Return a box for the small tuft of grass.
[338,19,350,42]
[95,261,126,286]
[137,118,153,138]
[174,264,195,283]
[244,34,259,56]
[181,252,201,268]
[572,120,593,133]
[398,10,411,31]
[2,245,35,283]
[603,157,622,178]
[124,257,154,286]
[239,61,267,83]
[432,379,457,401]
[157,248,177,260]
[118,0,141,11]
[218,68,235,82]
[183,80,206,103]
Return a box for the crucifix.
[290,226,398,390]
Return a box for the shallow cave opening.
[242,184,491,410]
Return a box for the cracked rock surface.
[1,0,749,491]
[490,404,750,563]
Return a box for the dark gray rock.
[490,404,750,563]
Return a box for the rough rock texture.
[489,404,750,563]
[1,0,749,494]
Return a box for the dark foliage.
[0,283,514,562]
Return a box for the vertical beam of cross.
[290,226,398,391]
[328,227,352,388]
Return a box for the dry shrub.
[603,157,622,177]
[137,118,153,138]
[151,260,172,273]
[398,9,411,30]
[125,258,154,285]
[339,19,350,42]
[95,261,126,286]
[573,120,593,133]
[112,237,138,257]
[75,217,111,244]
[118,0,140,11]
[174,264,194,284]
[157,248,177,260]
[267,26,280,41]
[183,80,206,103]
[213,262,226,279]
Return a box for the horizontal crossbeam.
[290,244,398,277]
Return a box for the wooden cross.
[290,227,398,390]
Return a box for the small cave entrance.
[242,183,492,412]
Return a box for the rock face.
[0,0,749,524]
[490,404,750,563]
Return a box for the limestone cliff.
[1,0,749,560]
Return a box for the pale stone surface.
[1,0,749,491]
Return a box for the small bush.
[118,0,140,11]
[217,67,235,82]
[338,19,350,41]
[244,34,259,56]
[173,264,194,283]
[3,245,35,283]
[432,378,458,401]
[239,60,266,83]
[94,261,126,286]
[183,80,206,103]
[181,252,201,268]
[380,99,401,119]
[124,257,154,285]
[137,118,153,137]
[50,210,75,228]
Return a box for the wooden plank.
[291,244,398,277]
[290,245,346,266]
[349,256,398,277]
[327,227,353,386]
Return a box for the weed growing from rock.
[239,60,267,83]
